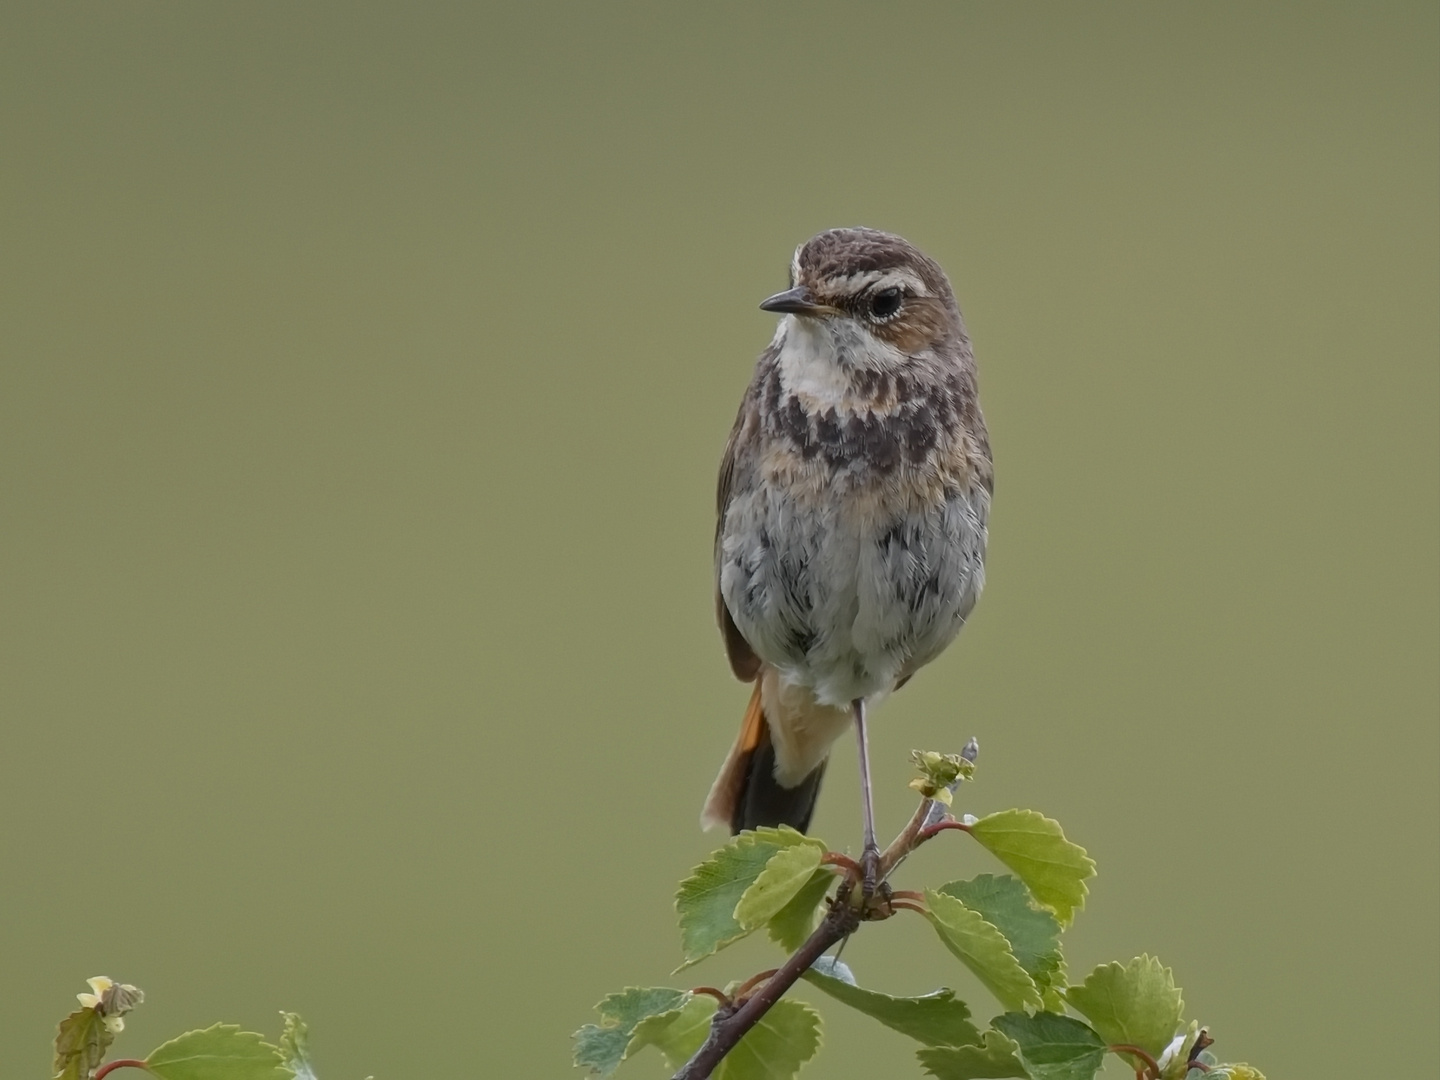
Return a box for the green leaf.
[925,889,1041,1011]
[626,994,820,1080]
[917,1029,1029,1079]
[627,994,716,1068]
[940,875,1063,993]
[572,1025,631,1077]
[596,986,692,1028]
[803,956,980,1047]
[144,1024,290,1080]
[1065,955,1183,1069]
[716,999,821,1080]
[573,987,691,1076]
[675,826,822,967]
[992,1012,1106,1080]
[734,842,826,930]
[279,1013,317,1080]
[53,1008,115,1080]
[767,869,835,952]
[967,811,1095,926]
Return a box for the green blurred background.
[2,3,1436,1076]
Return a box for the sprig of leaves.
[49,978,353,1080]
[35,746,1263,1080]
[575,748,1266,1080]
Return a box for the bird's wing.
[714,356,769,683]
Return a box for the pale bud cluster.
[76,976,144,1034]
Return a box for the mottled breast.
[717,338,991,707]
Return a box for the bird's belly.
[719,479,988,707]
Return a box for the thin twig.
[878,797,937,878]
[671,901,860,1080]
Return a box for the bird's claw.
[860,845,883,901]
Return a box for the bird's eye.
[869,287,903,321]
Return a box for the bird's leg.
[852,697,881,899]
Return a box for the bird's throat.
[774,315,908,416]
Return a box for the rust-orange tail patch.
[700,680,766,831]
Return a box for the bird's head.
[760,227,965,360]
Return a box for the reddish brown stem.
[94,1061,148,1079]
[888,899,927,914]
[1109,1044,1163,1078]
[732,969,779,1001]
[821,852,862,878]
[917,820,971,843]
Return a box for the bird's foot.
[860,844,883,901]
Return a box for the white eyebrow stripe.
[829,268,930,296]
[838,270,885,288]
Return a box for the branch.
[878,796,938,878]
[671,898,860,1080]
[672,742,979,1079]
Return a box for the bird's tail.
[701,670,851,834]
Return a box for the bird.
[701,227,992,891]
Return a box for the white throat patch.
[773,315,905,410]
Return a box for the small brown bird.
[702,228,992,889]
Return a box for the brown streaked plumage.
[701,228,991,889]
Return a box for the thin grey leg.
[853,698,880,895]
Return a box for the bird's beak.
[759,285,830,316]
